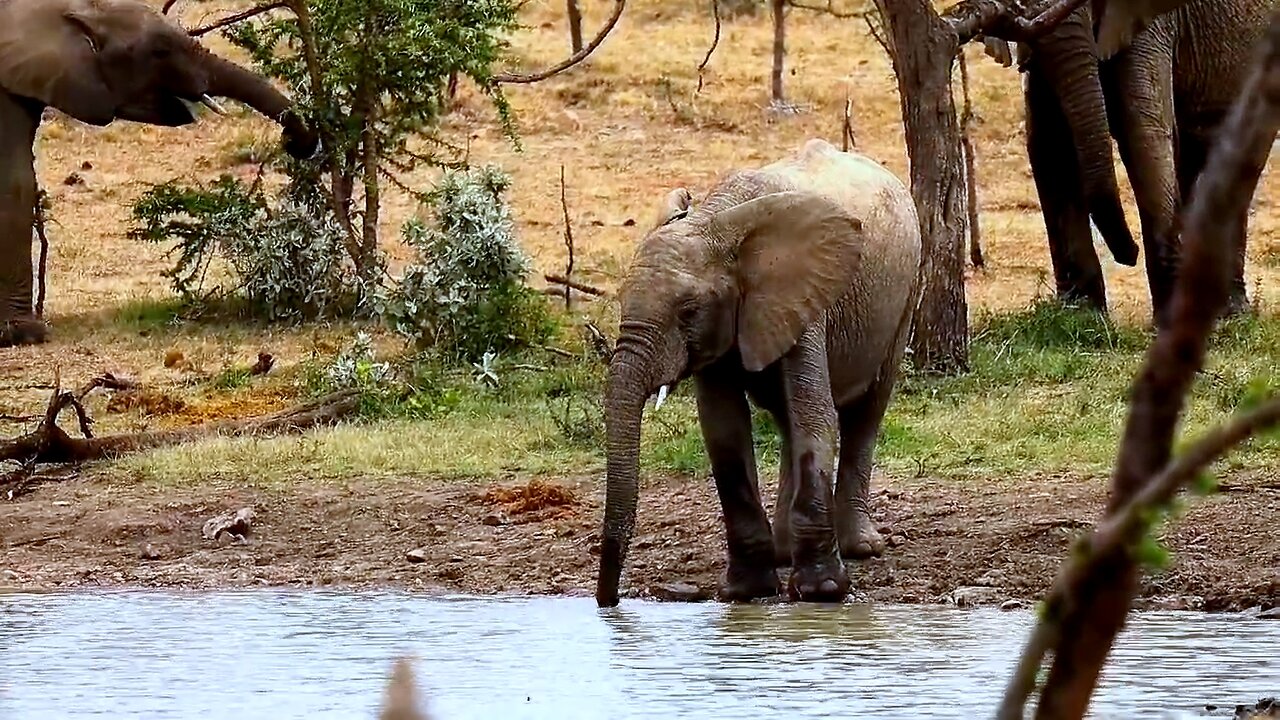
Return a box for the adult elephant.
[990,0,1272,324]
[0,0,319,347]
[595,139,922,608]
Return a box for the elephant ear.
[0,4,118,125]
[651,187,694,229]
[708,190,864,373]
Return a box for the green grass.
[115,299,1280,486]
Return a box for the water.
[0,590,1274,719]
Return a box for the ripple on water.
[0,590,1274,719]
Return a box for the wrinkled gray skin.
[987,0,1272,325]
[595,139,922,608]
[0,0,319,347]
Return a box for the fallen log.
[0,388,359,467]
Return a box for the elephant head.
[0,0,318,158]
[595,185,865,608]
[982,5,1139,268]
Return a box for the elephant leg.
[1175,127,1251,317]
[1025,61,1108,311]
[771,427,797,567]
[694,366,781,602]
[1101,41,1179,327]
[772,326,848,603]
[833,379,893,560]
[0,94,46,347]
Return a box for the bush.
[382,165,554,362]
[128,175,369,322]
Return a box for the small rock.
[62,172,84,186]
[139,544,162,561]
[650,582,710,602]
[81,161,93,170]
[622,218,636,226]
[405,548,429,564]
[202,507,254,542]
[1000,599,1025,611]
[448,555,464,563]
[481,513,507,527]
[1258,607,1280,620]
[887,534,908,548]
[0,569,20,582]
[950,586,1006,607]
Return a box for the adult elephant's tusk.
[653,385,670,411]
[200,94,228,115]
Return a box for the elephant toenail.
[820,579,838,594]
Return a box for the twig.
[545,274,606,296]
[841,92,857,151]
[540,345,576,359]
[585,322,613,362]
[958,50,984,268]
[0,415,40,424]
[698,0,722,93]
[864,11,890,57]
[33,189,49,318]
[560,165,575,311]
[188,1,288,37]
[162,0,181,13]
[493,0,626,83]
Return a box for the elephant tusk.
[199,94,228,116]
[653,385,670,411]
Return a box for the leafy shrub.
[128,176,371,322]
[382,165,554,362]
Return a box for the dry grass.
[3,0,1279,482]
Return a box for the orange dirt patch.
[105,389,188,417]
[473,478,581,522]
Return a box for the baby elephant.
[595,138,922,607]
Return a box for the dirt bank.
[2,471,1278,611]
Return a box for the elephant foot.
[719,561,781,602]
[786,556,850,603]
[0,317,49,348]
[838,514,886,560]
[1223,293,1251,320]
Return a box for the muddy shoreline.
[2,471,1278,612]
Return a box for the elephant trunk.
[1031,6,1139,267]
[596,344,655,608]
[199,49,319,160]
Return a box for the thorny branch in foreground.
[697,0,722,92]
[997,11,1280,720]
[493,0,626,83]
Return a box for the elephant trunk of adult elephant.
[596,344,657,608]
[199,48,318,160]
[1030,6,1139,267]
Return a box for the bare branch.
[188,1,288,37]
[999,12,1280,719]
[560,165,576,311]
[162,0,181,14]
[958,50,984,268]
[33,189,49,318]
[493,0,626,84]
[698,0,723,93]
[545,274,606,296]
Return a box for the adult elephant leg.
[772,427,797,567]
[1175,126,1251,317]
[694,363,781,602]
[0,94,45,348]
[776,326,847,603]
[1101,38,1180,327]
[1025,61,1108,311]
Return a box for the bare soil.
[3,470,1277,612]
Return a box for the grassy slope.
[4,0,1280,487]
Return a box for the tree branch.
[998,12,1280,719]
[698,0,722,93]
[162,0,181,14]
[188,1,289,37]
[493,0,626,84]
[787,0,863,19]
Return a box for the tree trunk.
[771,0,786,104]
[567,0,584,53]
[873,0,970,374]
